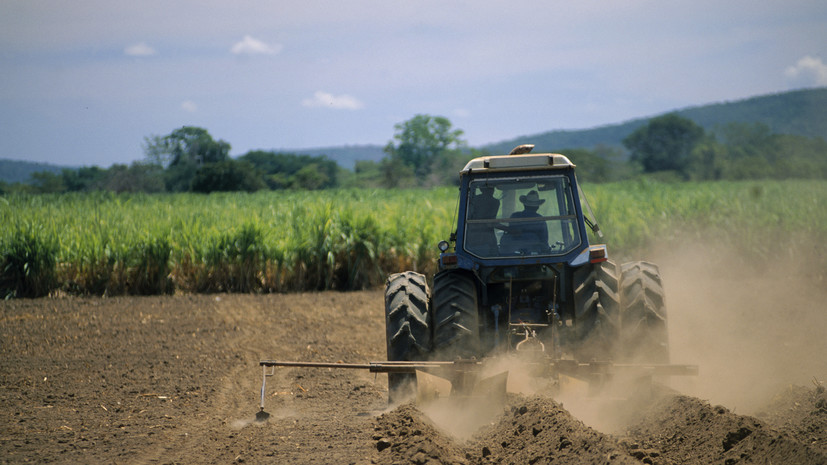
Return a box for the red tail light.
[441,254,458,266]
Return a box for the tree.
[339,160,392,188]
[711,123,777,180]
[380,157,416,189]
[190,160,265,193]
[143,126,232,192]
[705,122,827,180]
[143,126,230,168]
[290,164,330,190]
[29,171,65,193]
[686,139,726,181]
[623,113,705,176]
[104,163,166,193]
[383,115,466,185]
[238,150,339,190]
[775,133,827,179]
[62,166,107,191]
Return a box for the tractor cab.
[439,147,606,274]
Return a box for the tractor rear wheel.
[572,260,621,360]
[618,261,669,363]
[432,271,480,359]
[384,271,431,403]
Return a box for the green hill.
[0,159,68,184]
[482,87,827,154]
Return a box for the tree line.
[2,113,826,195]
[623,113,827,181]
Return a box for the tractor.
[384,145,670,400]
[257,145,692,417]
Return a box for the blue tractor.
[384,145,670,398]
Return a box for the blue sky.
[1,1,826,168]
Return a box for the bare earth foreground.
[2,250,827,464]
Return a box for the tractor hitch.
[255,357,697,421]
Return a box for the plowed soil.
[2,249,827,464]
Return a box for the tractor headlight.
[437,240,450,252]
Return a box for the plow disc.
[414,369,509,404]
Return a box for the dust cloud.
[415,240,827,437]
[416,354,556,438]
[558,238,827,432]
[417,352,628,437]
[418,396,503,440]
[651,240,827,414]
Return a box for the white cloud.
[180,100,198,113]
[230,35,281,55]
[124,42,156,56]
[302,91,364,110]
[784,55,827,86]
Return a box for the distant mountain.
[481,87,827,155]
[0,159,68,184]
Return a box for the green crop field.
[2,180,826,298]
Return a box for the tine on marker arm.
[260,364,275,413]
[256,364,276,421]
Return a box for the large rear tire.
[572,260,621,360]
[384,271,431,403]
[432,271,480,359]
[618,261,669,363]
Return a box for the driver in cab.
[500,190,549,255]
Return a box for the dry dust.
[650,240,827,414]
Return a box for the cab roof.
[461,153,575,174]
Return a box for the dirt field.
[2,247,827,464]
